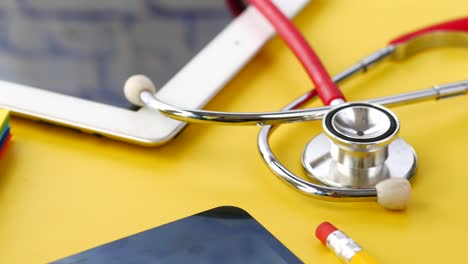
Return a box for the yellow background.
[1,1,468,263]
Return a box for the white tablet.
[0,0,309,146]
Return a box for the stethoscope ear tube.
[133,80,467,125]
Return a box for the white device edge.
[0,0,309,146]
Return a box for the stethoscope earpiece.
[124,75,158,107]
[375,178,412,210]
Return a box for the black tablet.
[51,206,302,264]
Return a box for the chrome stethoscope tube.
[141,80,468,126]
[139,44,467,126]
[138,47,395,126]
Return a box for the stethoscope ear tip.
[375,178,412,210]
[124,74,158,106]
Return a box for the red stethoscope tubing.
[247,0,344,106]
[247,0,467,107]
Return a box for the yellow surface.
[350,251,379,264]
[1,1,467,263]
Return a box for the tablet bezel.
[0,0,309,146]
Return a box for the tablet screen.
[0,0,243,109]
[51,206,302,263]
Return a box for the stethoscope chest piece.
[302,103,417,188]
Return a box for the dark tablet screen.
[51,206,302,264]
[0,0,241,108]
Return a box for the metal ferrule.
[326,230,362,263]
[367,80,468,107]
[434,81,468,98]
[333,46,395,83]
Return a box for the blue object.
[0,122,10,150]
[51,206,302,264]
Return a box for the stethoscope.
[124,14,468,210]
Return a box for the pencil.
[316,222,378,264]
